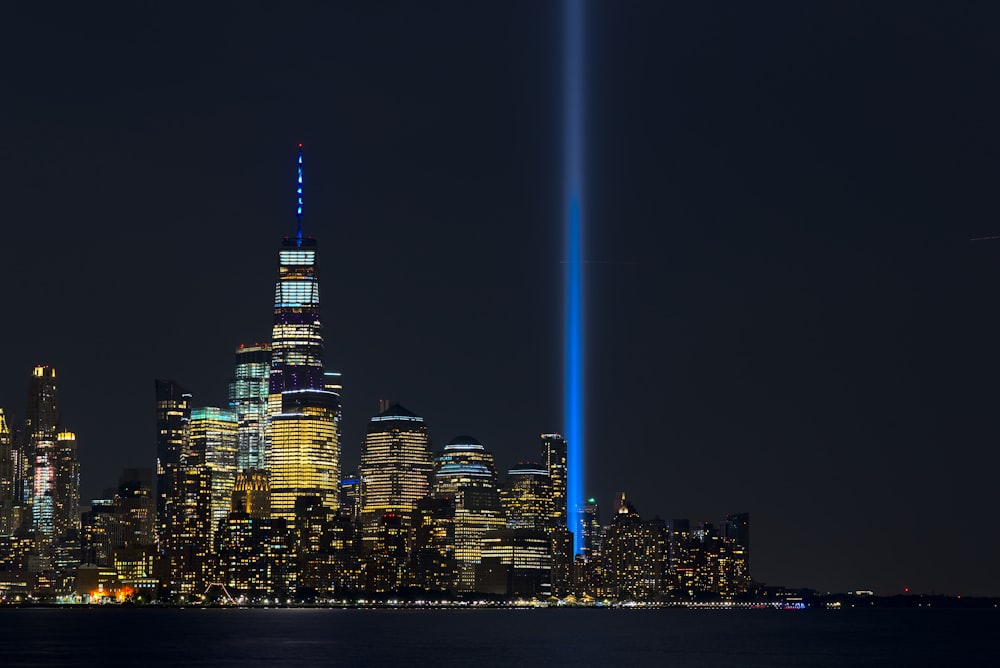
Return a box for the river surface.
[0,607,996,666]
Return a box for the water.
[0,607,996,667]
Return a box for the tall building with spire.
[266,146,341,522]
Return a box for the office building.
[541,434,567,528]
[359,403,433,529]
[476,529,552,598]
[266,148,341,521]
[501,464,553,531]
[433,435,505,591]
[0,409,14,535]
[412,495,456,593]
[229,343,271,471]
[53,431,80,541]
[189,407,238,535]
[155,379,191,545]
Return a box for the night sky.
[2,1,999,596]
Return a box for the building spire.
[296,144,304,245]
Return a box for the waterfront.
[0,607,995,667]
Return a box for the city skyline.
[3,2,1000,598]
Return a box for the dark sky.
[2,1,999,596]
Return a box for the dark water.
[0,607,996,667]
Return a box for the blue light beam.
[563,0,585,558]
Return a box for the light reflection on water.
[0,608,995,667]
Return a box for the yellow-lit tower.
[266,146,341,521]
[359,403,433,527]
[433,435,505,592]
[188,407,238,535]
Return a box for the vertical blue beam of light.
[563,0,585,558]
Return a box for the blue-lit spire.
[296,144,304,246]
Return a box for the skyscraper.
[155,379,192,544]
[433,435,505,591]
[53,430,80,540]
[23,366,60,550]
[188,407,238,535]
[359,403,433,528]
[0,409,13,535]
[23,366,59,518]
[266,146,341,522]
[501,465,553,531]
[541,433,567,528]
[229,343,271,472]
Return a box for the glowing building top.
[266,146,341,522]
[270,146,325,396]
[359,403,433,522]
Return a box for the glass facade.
[433,436,505,592]
[266,228,341,523]
[0,409,13,535]
[501,465,553,531]
[155,379,191,545]
[189,407,238,536]
[541,434,567,528]
[359,404,432,524]
[229,343,271,472]
[54,431,80,540]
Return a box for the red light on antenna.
[298,143,303,148]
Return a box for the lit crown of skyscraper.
[266,146,341,521]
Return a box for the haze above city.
[2,2,998,596]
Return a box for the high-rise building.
[214,510,291,601]
[189,407,238,535]
[501,464,553,531]
[155,381,216,598]
[723,512,750,571]
[53,431,80,540]
[23,366,59,526]
[32,435,56,540]
[229,343,271,472]
[359,403,433,528]
[720,512,751,596]
[600,493,668,601]
[541,434,567,528]
[580,497,600,559]
[412,495,456,593]
[0,409,14,535]
[433,435,505,592]
[80,498,116,566]
[266,147,341,522]
[115,469,156,549]
[339,473,361,523]
[155,379,191,545]
[166,454,212,597]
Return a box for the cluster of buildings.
[0,150,751,604]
